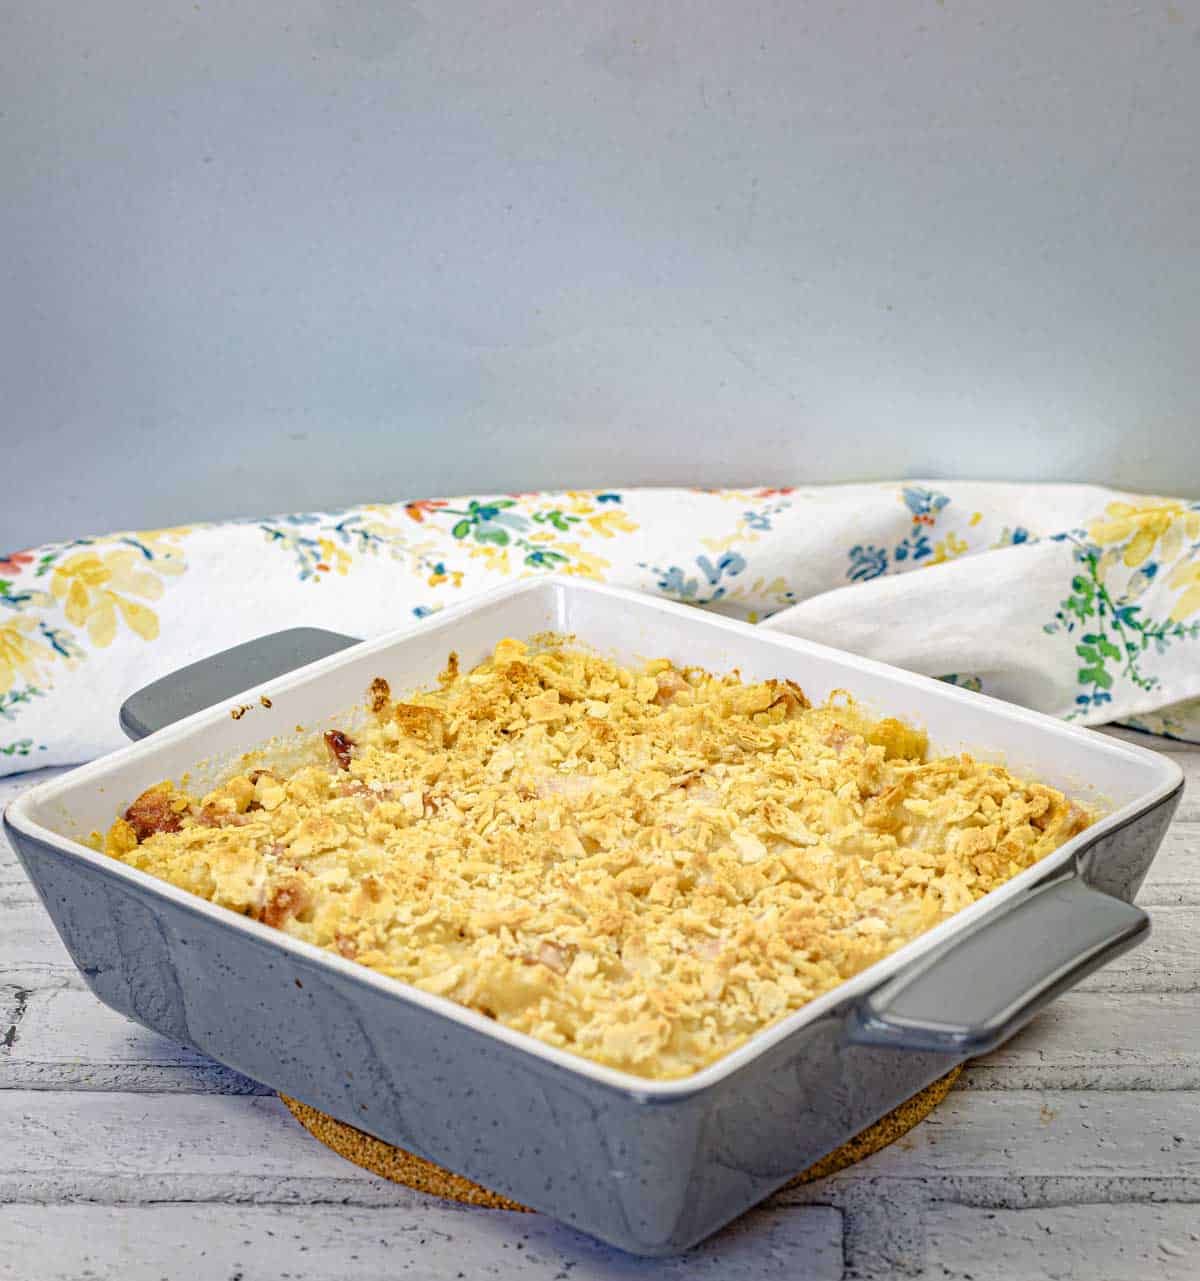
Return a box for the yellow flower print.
[111,528,190,573]
[586,510,638,539]
[468,543,512,575]
[129,524,194,542]
[1168,562,1200,623]
[1089,501,1200,568]
[931,532,969,564]
[50,549,168,647]
[561,492,602,516]
[315,539,352,577]
[1096,547,1121,583]
[0,618,56,692]
[553,543,611,580]
[694,489,760,503]
[357,518,406,543]
[701,531,752,554]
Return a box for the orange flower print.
[404,500,449,524]
[0,551,34,576]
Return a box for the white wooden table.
[1,729,1196,1280]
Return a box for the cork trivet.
[280,1063,962,1210]
[784,1062,962,1187]
[279,1094,533,1211]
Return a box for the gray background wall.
[3,0,1198,548]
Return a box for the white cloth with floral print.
[1,482,1198,776]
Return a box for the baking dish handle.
[846,872,1148,1056]
[119,628,362,740]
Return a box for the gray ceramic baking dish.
[3,578,1184,1254]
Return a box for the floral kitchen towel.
[2,483,1198,775]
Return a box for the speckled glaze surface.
[2,579,1183,1254]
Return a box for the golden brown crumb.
[867,717,929,761]
[123,784,184,840]
[104,818,139,857]
[323,729,355,770]
[367,678,391,715]
[262,876,314,929]
[392,703,445,747]
[103,641,1093,1080]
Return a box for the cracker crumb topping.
[104,640,1092,1079]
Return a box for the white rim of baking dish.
[5,576,1185,1102]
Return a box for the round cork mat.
[280,1063,962,1209]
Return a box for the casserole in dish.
[101,637,1096,1082]
[3,578,1183,1254]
